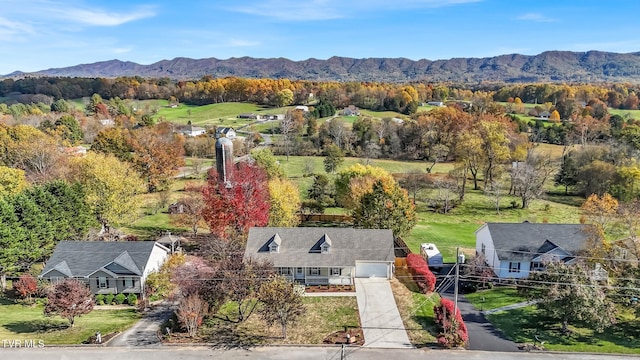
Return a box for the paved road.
[355,278,413,349]
[441,293,520,352]
[107,301,176,347]
[0,347,634,360]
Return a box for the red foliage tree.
[44,279,94,327]
[406,253,436,293]
[201,162,269,239]
[434,297,468,348]
[14,274,38,300]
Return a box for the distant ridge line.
[4,50,640,83]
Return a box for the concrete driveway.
[355,278,413,348]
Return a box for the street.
[0,346,636,360]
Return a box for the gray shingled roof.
[244,227,395,267]
[482,223,593,262]
[40,241,165,277]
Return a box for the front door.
[294,267,304,280]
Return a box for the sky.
[2,0,640,75]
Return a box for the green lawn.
[465,287,527,311]
[391,270,439,346]
[154,102,291,126]
[0,298,140,344]
[359,109,406,119]
[609,108,640,120]
[487,306,640,354]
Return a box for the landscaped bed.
[163,296,361,346]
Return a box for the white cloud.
[516,13,556,23]
[51,6,156,27]
[228,0,481,21]
[113,47,133,54]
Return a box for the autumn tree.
[352,180,416,238]
[128,125,185,192]
[68,152,146,235]
[258,275,306,338]
[170,182,206,236]
[0,166,28,197]
[550,109,561,122]
[334,164,395,209]
[201,162,269,239]
[251,148,285,180]
[14,274,37,301]
[90,127,133,161]
[581,193,619,235]
[522,261,616,333]
[268,178,301,227]
[44,279,94,327]
[479,119,511,183]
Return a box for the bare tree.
[258,275,306,338]
[280,112,296,161]
[510,151,554,209]
[398,169,430,203]
[327,118,347,149]
[427,177,460,214]
[177,293,209,337]
[484,174,508,214]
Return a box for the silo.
[215,137,234,186]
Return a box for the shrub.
[105,293,115,305]
[127,294,138,305]
[114,293,126,305]
[433,298,468,348]
[14,274,38,300]
[406,254,436,293]
[95,294,105,305]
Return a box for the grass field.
[391,269,439,346]
[609,108,640,120]
[153,102,291,126]
[0,297,140,344]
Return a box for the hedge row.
[95,293,138,306]
[406,253,436,293]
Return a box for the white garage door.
[355,261,390,278]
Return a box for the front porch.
[277,266,353,285]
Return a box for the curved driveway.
[355,278,413,348]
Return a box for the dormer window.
[269,233,282,253]
[321,243,330,254]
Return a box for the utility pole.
[454,247,460,316]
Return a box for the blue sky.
[2,0,640,75]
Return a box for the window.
[622,249,628,260]
[280,267,291,276]
[98,277,108,289]
[50,276,61,284]
[330,268,341,276]
[296,267,303,274]
[481,243,486,255]
[269,243,279,253]
[124,277,133,288]
[310,267,320,276]
[321,244,330,254]
[508,262,521,273]
[531,262,544,272]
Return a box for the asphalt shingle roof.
[244,227,395,267]
[482,223,593,262]
[40,241,164,277]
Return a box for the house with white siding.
[475,222,593,279]
[40,241,170,296]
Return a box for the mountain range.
[6,50,640,83]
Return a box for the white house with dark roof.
[215,127,236,139]
[181,122,206,137]
[39,241,169,296]
[245,227,395,285]
[475,222,593,279]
